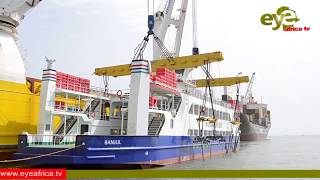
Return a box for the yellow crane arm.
[194,76,249,88]
[151,51,223,71]
[95,64,131,77]
[94,51,223,77]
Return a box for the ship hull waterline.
[14,135,240,167]
[240,114,270,141]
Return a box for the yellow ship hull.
[0,80,67,159]
[0,80,39,153]
[0,78,87,160]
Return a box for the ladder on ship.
[84,99,100,116]
[54,116,77,144]
[172,96,182,113]
[54,99,102,144]
[55,116,77,135]
[148,114,165,135]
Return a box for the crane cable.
[230,82,241,152]
[233,83,241,152]
[153,35,175,63]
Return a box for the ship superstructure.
[0,0,253,166]
[15,60,248,166]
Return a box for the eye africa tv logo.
[260,6,310,31]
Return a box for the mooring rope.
[0,144,84,163]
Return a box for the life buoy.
[116,90,122,97]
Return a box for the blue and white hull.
[15,135,239,166]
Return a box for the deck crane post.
[244,72,256,103]
[126,0,157,136]
[192,0,199,55]
[153,0,191,78]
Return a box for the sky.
[17,0,320,136]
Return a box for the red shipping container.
[56,71,90,92]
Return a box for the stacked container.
[150,68,177,88]
[56,71,90,93]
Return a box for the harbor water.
[1,135,319,170]
[158,135,320,170]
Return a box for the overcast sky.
[17,0,320,136]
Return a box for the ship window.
[102,101,110,121]
[210,131,213,136]
[123,110,128,120]
[120,129,127,135]
[194,129,199,136]
[110,129,119,135]
[170,119,174,129]
[189,104,194,114]
[45,124,51,131]
[111,102,121,119]
[203,107,208,117]
[157,98,161,109]
[209,108,213,117]
[188,129,193,136]
[215,110,219,119]
[81,124,89,134]
[194,104,199,115]
[204,130,208,136]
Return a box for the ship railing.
[89,87,130,98]
[184,87,233,109]
[26,134,76,147]
[56,80,90,94]
[56,80,130,98]
[54,103,83,113]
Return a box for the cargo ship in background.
[240,73,271,141]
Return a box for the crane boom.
[194,76,249,88]
[94,51,223,77]
[153,0,188,59]
[245,72,256,99]
[0,0,42,25]
[173,0,188,56]
[16,0,42,18]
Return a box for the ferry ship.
[2,0,251,166]
[14,57,249,166]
